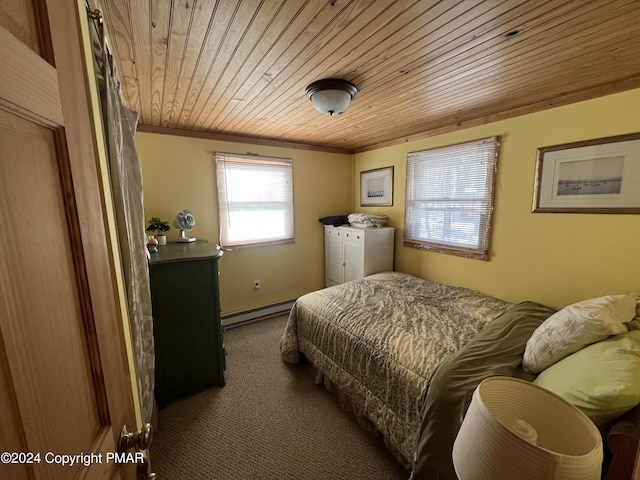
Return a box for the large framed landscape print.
[532,133,640,213]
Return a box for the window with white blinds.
[404,137,499,260]
[215,152,294,248]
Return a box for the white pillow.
[627,292,640,330]
[523,294,636,374]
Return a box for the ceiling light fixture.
[305,78,357,116]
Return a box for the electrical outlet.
[253,280,261,291]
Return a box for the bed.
[280,271,640,479]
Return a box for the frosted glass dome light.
[305,79,357,116]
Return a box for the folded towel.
[348,212,388,227]
[349,223,376,229]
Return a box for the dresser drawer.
[342,229,364,243]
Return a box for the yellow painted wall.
[354,89,640,309]
[135,133,352,314]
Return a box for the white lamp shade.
[452,377,603,480]
[309,89,352,115]
[305,78,357,115]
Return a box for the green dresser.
[149,240,225,407]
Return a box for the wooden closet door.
[0,1,137,479]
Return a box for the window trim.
[403,137,499,260]
[215,152,295,249]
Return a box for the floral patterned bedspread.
[279,272,511,466]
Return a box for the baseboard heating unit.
[222,299,296,328]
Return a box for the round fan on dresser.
[174,209,196,243]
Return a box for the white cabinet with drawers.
[324,225,395,287]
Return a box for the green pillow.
[534,330,640,426]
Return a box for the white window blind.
[215,152,294,248]
[404,137,499,260]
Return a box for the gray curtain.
[90,9,155,423]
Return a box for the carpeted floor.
[149,314,409,479]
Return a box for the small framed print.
[533,133,640,213]
[360,166,393,207]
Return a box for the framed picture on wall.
[532,132,640,213]
[360,166,394,206]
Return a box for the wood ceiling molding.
[95,0,640,152]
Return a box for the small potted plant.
[146,217,170,245]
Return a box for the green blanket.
[411,301,556,480]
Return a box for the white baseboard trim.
[222,299,296,329]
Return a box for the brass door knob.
[119,423,152,451]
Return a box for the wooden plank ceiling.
[95,0,640,153]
